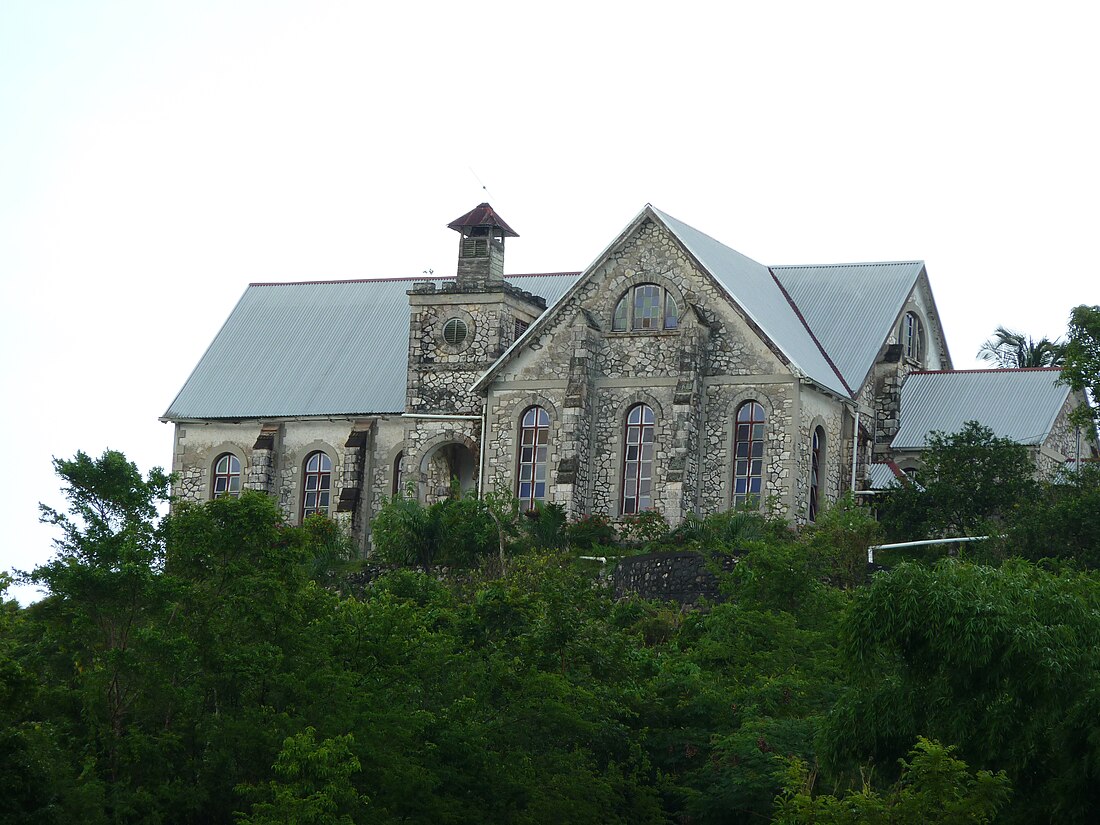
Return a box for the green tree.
[977,325,1064,368]
[0,574,102,824]
[801,494,881,588]
[26,451,177,820]
[825,559,1100,823]
[643,535,849,824]
[1061,304,1100,427]
[1004,463,1100,568]
[237,728,368,825]
[774,737,1010,825]
[877,421,1037,541]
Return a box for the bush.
[801,495,880,588]
[520,502,568,551]
[371,491,496,568]
[566,513,617,550]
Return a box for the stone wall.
[169,416,411,555]
[610,551,738,605]
[699,381,795,515]
[168,215,958,544]
[1037,392,1099,477]
[406,286,541,415]
[488,217,815,524]
[797,389,846,521]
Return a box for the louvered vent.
[443,318,469,345]
[461,238,489,258]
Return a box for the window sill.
[608,329,680,337]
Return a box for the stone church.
[163,203,1094,551]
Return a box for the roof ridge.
[249,276,450,287]
[771,261,923,270]
[248,272,582,288]
[506,272,582,278]
[912,367,1062,375]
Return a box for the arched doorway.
[420,440,478,503]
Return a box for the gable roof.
[867,462,906,490]
[475,206,854,397]
[651,209,851,397]
[771,261,926,391]
[162,273,580,420]
[891,368,1070,449]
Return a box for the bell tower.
[447,202,518,290]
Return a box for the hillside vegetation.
[4,434,1100,824]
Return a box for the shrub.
[566,513,617,549]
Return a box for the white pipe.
[850,409,861,492]
[477,406,488,497]
[867,535,990,564]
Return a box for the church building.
[162,204,1094,551]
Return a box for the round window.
[442,318,469,346]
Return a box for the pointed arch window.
[622,403,655,514]
[392,450,404,497]
[612,284,678,331]
[302,451,332,519]
[212,453,241,499]
[734,402,766,507]
[517,406,550,510]
[809,426,825,522]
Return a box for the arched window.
[392,450,404,497]
[734,401,766,507]
[903,312,923,361]
[302,451,332,519]
[622,403,655,514]
[612,284,678,331]
[212,452,241,499]
[517,406,550,511]
[809,426,825,522]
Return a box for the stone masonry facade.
[166,203,1094,557]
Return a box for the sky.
[2,1,1097,604]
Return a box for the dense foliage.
[1062,304,1100,426]
[877,421,1037,541]
[4,436,1100,822]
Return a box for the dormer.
[447,202,518,290]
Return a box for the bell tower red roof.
[446,202,518,237]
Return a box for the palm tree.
[977,326,1065,369]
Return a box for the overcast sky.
[3,1,1096,603]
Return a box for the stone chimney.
[447,203,518,290]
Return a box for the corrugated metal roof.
[772,262,924,391]
[163,273,581,420]
[505,273,580,307]
[652,208,851,397]
[891,368,1069,449]
[447,202,519,237]
[867,463,903,490]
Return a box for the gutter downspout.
[478,407,488,497]
[850,408,861,492]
